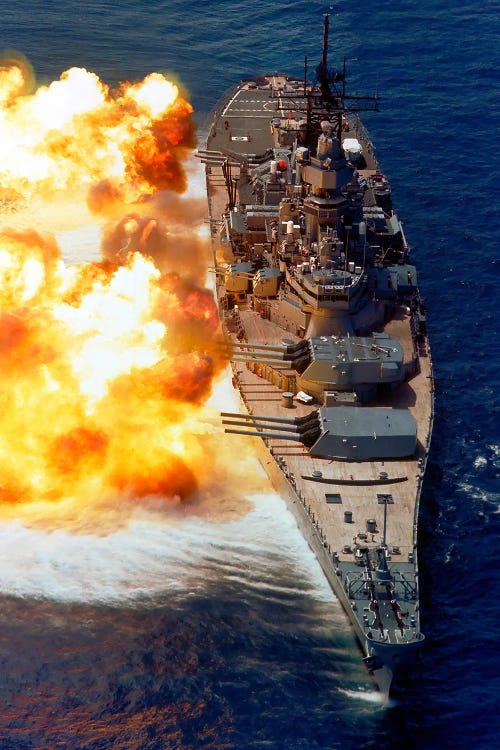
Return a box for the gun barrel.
[231,342,287,352]
[224,429,303,442]
[231,357,293,367]
[221,411,317,426]
[232,341,308,354]
[222,419,302,433]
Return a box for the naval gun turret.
[222,405,417,461]
[297,332,405,403]
[224,331,404,404]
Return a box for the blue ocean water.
[0,1,499,748]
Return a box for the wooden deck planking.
[228,307,433,564]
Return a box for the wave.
[0,492,340,607]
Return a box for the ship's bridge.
[287,263,365,305]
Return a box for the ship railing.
[344,567,417,602]
[345,113,376,160]
[344,571,366,599]
[394,571,418,600]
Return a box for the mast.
[322,13,329,74]
[318,13,331,101]
[315,9,379,142]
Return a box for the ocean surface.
[0,1,499,748]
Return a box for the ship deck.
[206,76,295,159]
[203,76,434,568]
[205,76,380,172]
[227,306,433,565]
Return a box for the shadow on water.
[4,561,494,750]
[0,572,384,750]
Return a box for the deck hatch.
[325,493,342,503]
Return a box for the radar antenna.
[313,11,379,143]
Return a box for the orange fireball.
[0,230,226,508]
[0,63,195,204]
[0,60,244,522]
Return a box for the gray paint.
[310,406,417,460]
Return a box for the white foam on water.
[339,687,393,707]
[0,488,338,606]
[8,183,338,613]
[457,481,499,512]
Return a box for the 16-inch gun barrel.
[222,411,320,446]
[220,411,318,426]
[231,341,308,354]
[223,428,304,442]
[223,419,305,433]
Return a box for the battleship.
[198,14,434,695]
